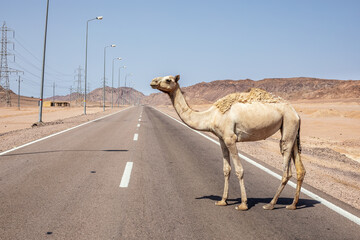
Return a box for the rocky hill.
[46,87,144,106]
[144,77,360,105]
[0,85,40,107]
[3,77,359,107]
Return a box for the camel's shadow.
[195,195,320,210]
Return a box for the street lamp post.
[103,44,116,111]
[118,66,126,107]
[38,0,50,123]
[125,73,132,88]
[84,16,102,115]
[111,57,122,108]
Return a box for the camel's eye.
[166,79,171,83]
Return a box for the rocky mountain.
[0,85,39,107]
[3,77,359,107]
[46,87,145,106]
[143,77,360,105]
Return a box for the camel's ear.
[175,75,180,82]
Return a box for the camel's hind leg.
[263,112,304,210]
[215,138,231,206]
[286,138,306,210]
[263,142,293,210]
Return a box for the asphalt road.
[0,106,359,239]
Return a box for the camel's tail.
[296,117,302,154]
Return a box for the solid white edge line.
[119,162,133,188]
[133,133,139,141]
[152,107,360,226]
[0,107,133,156]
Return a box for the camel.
[150,75,305,211]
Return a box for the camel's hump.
[213,88,283,113]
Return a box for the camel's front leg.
[215,139,231,206]
[225,134,248,211]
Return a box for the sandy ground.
[156,99,360,210]
[0,106,108,134]
[0,106,128,152]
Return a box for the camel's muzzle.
[150,83,158,89]
[150,79,159,89]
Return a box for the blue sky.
[1,0,359,97]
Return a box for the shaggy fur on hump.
[214,88,283,113]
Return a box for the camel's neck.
[169,87,212,131]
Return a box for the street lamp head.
[111,44,116,47]
[96,16,103,20]
[117,57,122,60]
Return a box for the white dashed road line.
[133,133,138,141]
[119,162,134,188]
[120,112,142,189]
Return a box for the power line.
[13,37,42,64]
[3,25,87,99]
[13,49,43,72]
[14,32,73,77]
[12,57,73,85]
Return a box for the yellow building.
[43,101,70,107]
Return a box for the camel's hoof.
[215,200,227,206]
[235,203,248,211]
[286,204,296,210]
[263,203,275,210]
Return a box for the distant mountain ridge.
[144,77,360,105]
[45,87,144,105]
[3,77,359,107]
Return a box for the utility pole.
[86,82,90,105]
[117,66,126,107]
[118,67,120,107]
[52,82,55,104]
[100,78,106,107]
[16,75,23,110]
[69,86,72,103]
[112,57,121,109]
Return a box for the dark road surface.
[1,106,359,239]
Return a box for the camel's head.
[150,75,180,93]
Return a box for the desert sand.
[0,106,107,134]
[0,106,126,153]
